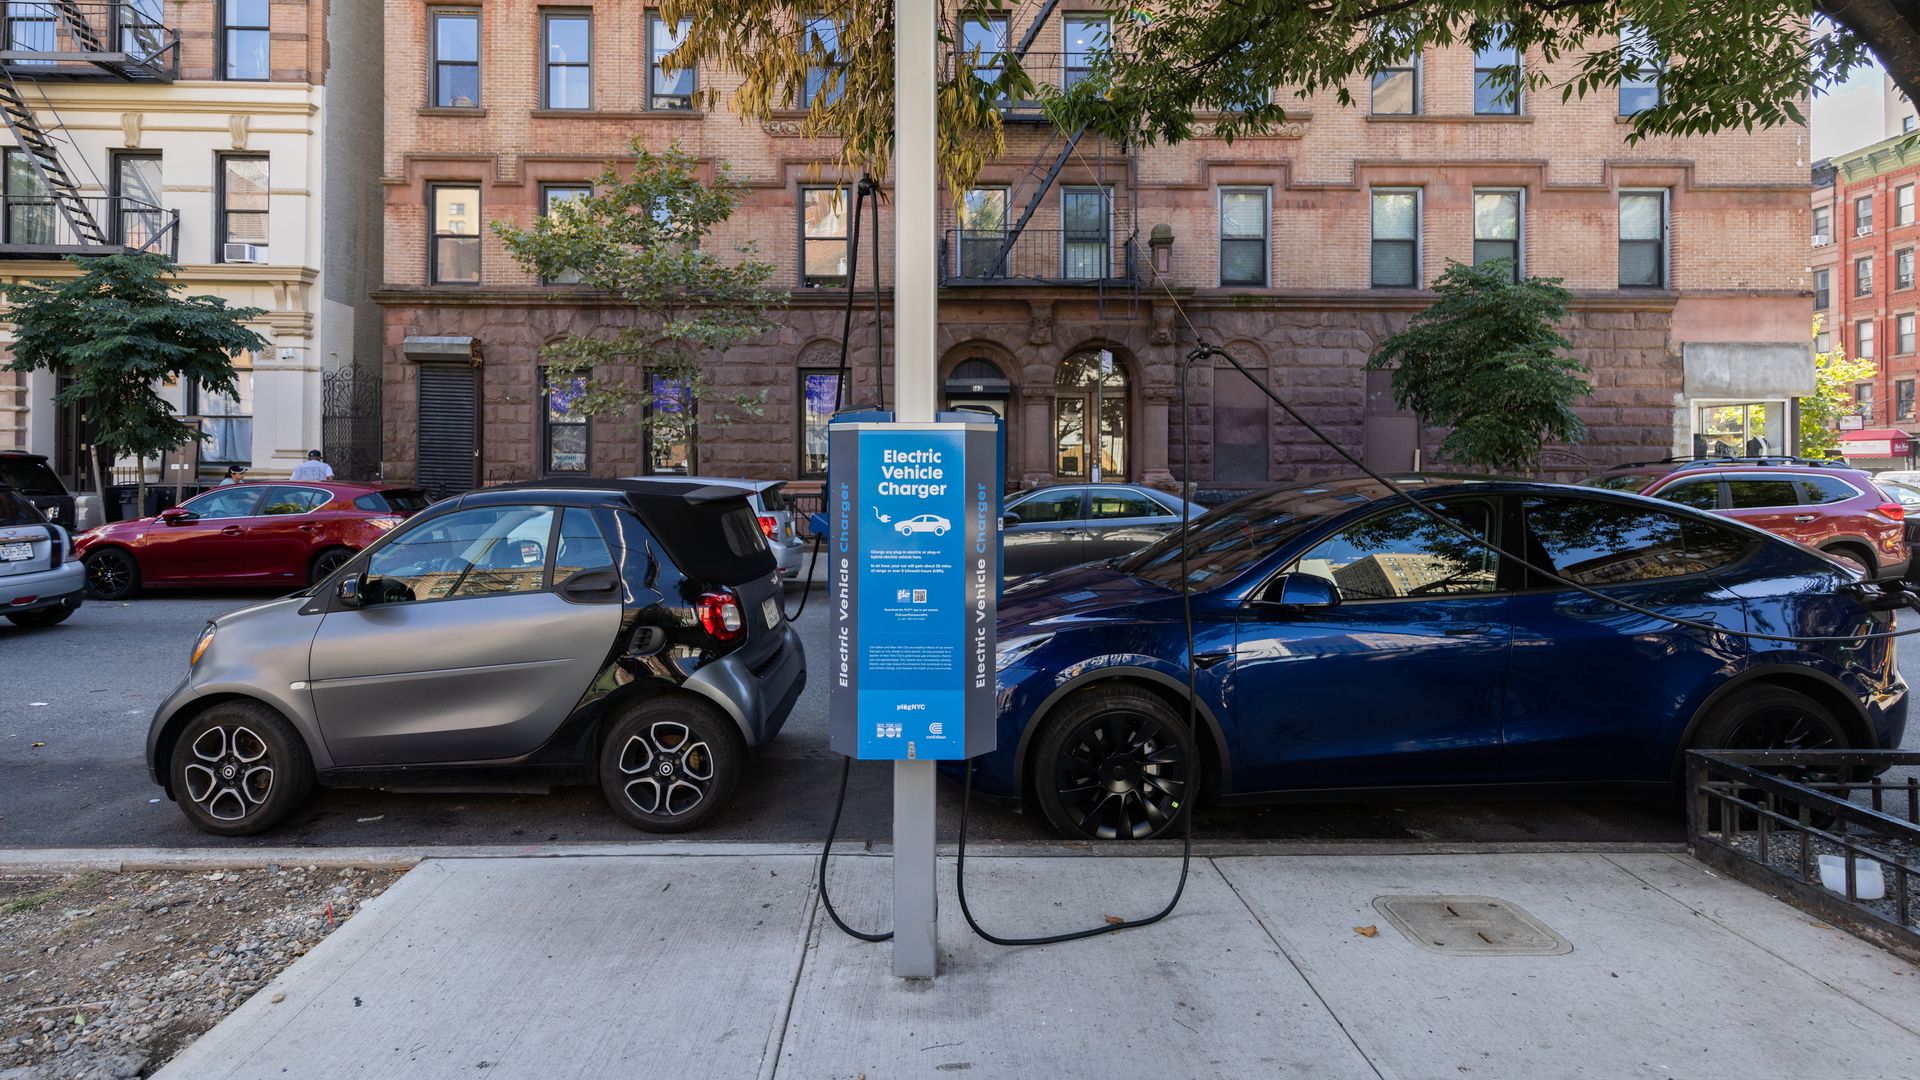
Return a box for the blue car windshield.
[1120,480,1388,589]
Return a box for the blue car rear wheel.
[1033,686,1195,841]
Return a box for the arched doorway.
[1054,349,1129,481]
[944,356,1011,418]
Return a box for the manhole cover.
[1372,895,1571,956]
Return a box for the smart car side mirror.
[335,572,365,608]
[1259,573,1341,610]
[159,507,195,525]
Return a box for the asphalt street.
[11,582,1887,850]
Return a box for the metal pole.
[891,0,939,979]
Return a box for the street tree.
[2,253,267,506]
[1368,260,1592,473]
[1799,317,1875,458]
[663,1,1882,195]
[494,140,780,475]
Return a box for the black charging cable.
[782,532,825,622]
[817,755,893,942]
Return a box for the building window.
[1902,250,1916,291]
[186,372,254,464]
[1219,187,1269,287]
[1473,189,1522,281]
[541,368,589,474]
[112,152,163,249]
[962,13,1008,87]
[540,184,591,284]
[7,2,54,62]
[1901,314,1916,355]
[430,9,480,108]
[3,149,51,245]
[1063,13,1110,89]
[1055,351,1129,480]
[1856,382,1874,421]
[1908,115,1919,134]
[799,369,840,478]
[956,186,1008,279]
[222,0,270,80]
[645,371,691,474]
[217,155,268,262]
[1618,190,1665,288]
[1813,205,1830,243]
[1371,27,1418,115]
[803,15,842,106]
[1856,256,1874,297]
[1473,25,1519,115]
[1856,195,1874,234]
[1619,23,1661,115]
[542,11,592,110]
[1857,319,1875,359]
[800,187,847,287]
[1371,189,1419,288]
[648,12,694,110]
[1902,185,1916,228]
[1062,188,1111,280]
[1815,329,1832,355]
[1814,268,1830,309]
[430,184,481,284]
[1901,379,1916,422]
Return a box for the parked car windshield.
[0,456,63,495]
[0,487,47,526]
[1120,479,1388,589]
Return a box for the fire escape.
[0,2,178,257]
[937,1,1139,319]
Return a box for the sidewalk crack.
[759,864,822,1080]
[1212,858,1386,1080]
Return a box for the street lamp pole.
[891,0,939,979]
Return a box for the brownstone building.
[377,2,1814,496]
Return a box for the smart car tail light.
[697,589,745,643]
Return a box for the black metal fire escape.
[0,2,178,256]
[938,1,1140,319]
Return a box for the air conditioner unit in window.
[222,243,263,263]
[1813,234,1831,246]
[1858,226,1875,237]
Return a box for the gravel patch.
[1,865,401,1079]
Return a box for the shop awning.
[1840,427,1913,457]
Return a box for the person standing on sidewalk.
[290,450,334,482]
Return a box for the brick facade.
[1812,133,1920,439]
[378,1,1813,493]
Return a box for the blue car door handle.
[1444,624,1494,637]
[1192,650,1233,668]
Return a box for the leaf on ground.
[1354,925,1379,938]
[31,742,45,748]
[1104,914,1125,926]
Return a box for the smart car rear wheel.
[168,701,314,837]
[599,697,743,833]
[83,547,138,600]
[1033,685,1196,841]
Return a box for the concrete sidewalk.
[155,847,1920,1080]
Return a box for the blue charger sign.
[829,417,999,760]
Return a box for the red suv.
[1582,458,1908,579]
[75,481,429,599]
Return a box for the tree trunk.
[136,456,147,520]
[1821,1,1920,117]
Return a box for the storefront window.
[1055,351,1128,480]
[1693,402,1785,459]
[799,369,839,478]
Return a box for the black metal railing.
[1687,749,1920,965]
[939,227,1137,286]
[0,2,178,81]
[0,193,177,256]
[945,50,1115,117]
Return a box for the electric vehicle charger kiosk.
[827,410,1001,760]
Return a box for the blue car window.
[1522,496,1750,586]
[1124,480,1379,588]
[1293,500,1499,600]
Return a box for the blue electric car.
[974,476,1910,840]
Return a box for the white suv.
[0,485,83,628]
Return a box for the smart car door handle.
[1444,624,1493,637]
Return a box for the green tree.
[494,141,780,475]
[1800,317,1875,458]
[666,2,1885,194]
[3,253,268,506]
[1367,260,1592,473]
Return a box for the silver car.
[0,485,83,627]
[625,476,810,583]
[1001,483,1206,578]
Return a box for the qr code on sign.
[912,589,927,603]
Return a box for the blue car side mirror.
[1261,572,1341,609]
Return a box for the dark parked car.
[145,479,805,836]
[0,450,76,531]
[1002,483,1204,577]
[0,484,82,627]
[971,476,1908,840]
[76,481,429,599]
[1582,457,1907,579]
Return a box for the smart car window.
[181,486,263,519]
[1522,496,1751,585]
[1657,478,1721,511]
[363,505,556,604]
[554,507,614,579]
[1090,489,1169,519]
[1793,476,1858,505]
[260,487,331,515]
[1725,478,1799,509]
[1011,489,1083,523]
[1291,500,1499,600]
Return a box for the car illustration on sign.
[895,513,951,537]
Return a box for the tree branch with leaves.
[1800,316,1875,459]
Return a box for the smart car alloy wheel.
[599,698,742,833]
[167,702,314,836]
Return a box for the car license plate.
[763,596,781,628]
[0,542,31,562]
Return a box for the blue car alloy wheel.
[1033,686,1195,841]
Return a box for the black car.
[0,451,75,531]
[144,479,806,835]
[1001,483,1206,577]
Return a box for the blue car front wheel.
[1033,685,1196,841]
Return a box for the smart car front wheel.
[168,701,314,837]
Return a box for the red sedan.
[75,481,428,599]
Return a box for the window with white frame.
[1619,23,1661,114]
[1857,319,1876,358]
[800,187,847,287]
[1618,190,1666,288]
[1900,313,1915,355]
[1371,25,1418,114]
[1370,189,1419,288]
[1857,256,1874,297]
[1219,188,1268,287]
[648,12,694,110]
[1857,195,1874,233]
[1473,190,1522,281]
[1901,185,1916,227]
[540,184,591,284]
[1901,249,1915,291]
